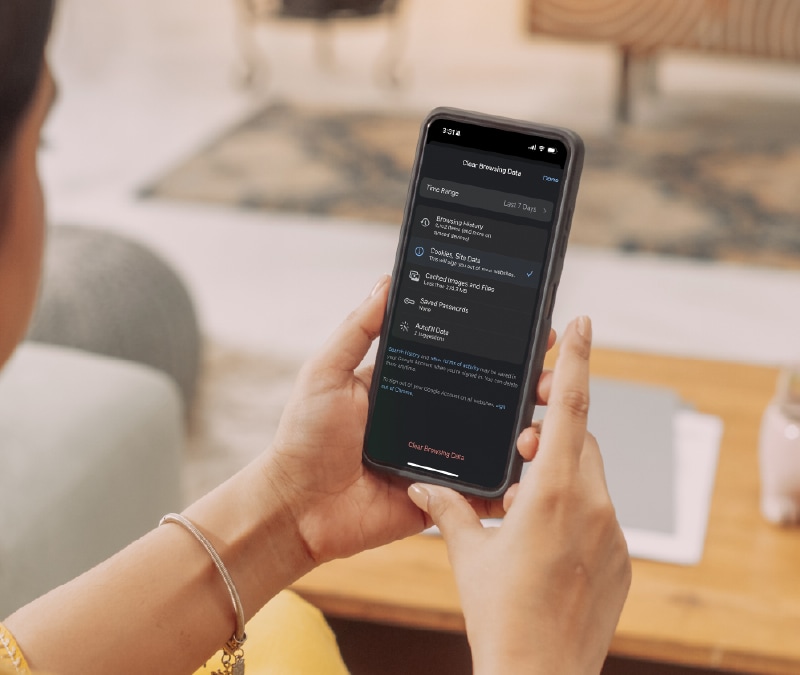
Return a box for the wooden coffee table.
[291,348,800,674]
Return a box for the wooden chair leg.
[375,5,406,87]
[616,46,632,124]
[640,53,659,96]
[313,19,336,71]
[233,0,269,88]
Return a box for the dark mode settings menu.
[367,137,565,489]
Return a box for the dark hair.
[0,0,55,167]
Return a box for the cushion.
[0,343,183,616]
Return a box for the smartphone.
[362,107,583,498]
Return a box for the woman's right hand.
[408,316,631,674]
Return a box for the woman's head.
[0,0,56,367]
[0,0,55,167]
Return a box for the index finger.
[533,315,592,473]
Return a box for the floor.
[40,0,800,369]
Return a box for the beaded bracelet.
[159,513,246,675]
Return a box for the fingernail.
[408,483,431,512]
[576,315,591,339]
[370,274,391,297]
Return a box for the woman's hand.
[262,274,556,566]
[408,317,631,674]
[261,276,425,563]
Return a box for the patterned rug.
[183,341,302,504]
[142,99,800,268]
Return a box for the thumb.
[408,483,484,549]
[315,274,390,376]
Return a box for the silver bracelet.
[159,513,247,662]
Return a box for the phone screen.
[363,110,580,496]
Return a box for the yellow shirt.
[0,591,349,675]
[0,621,30,675]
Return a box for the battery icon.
[547,147,557,154]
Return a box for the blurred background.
[21,2,800,672]
[40,0,800,366]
